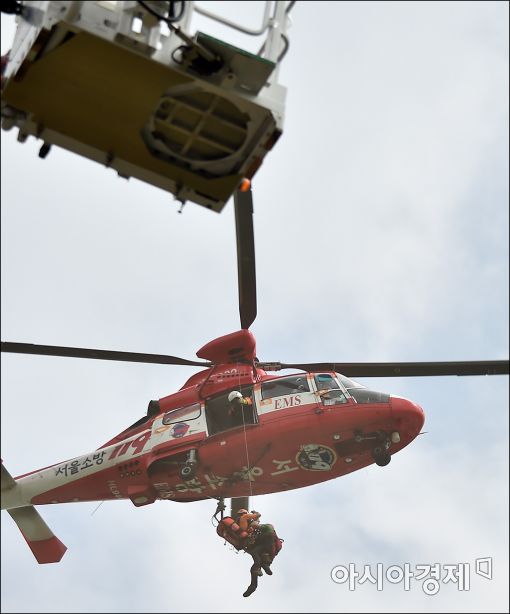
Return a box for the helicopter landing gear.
[180,464,197,480]
[179,449,198,481]
[372,432,391,467]
[372,449,391,466]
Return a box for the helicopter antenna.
[90,501,105,516]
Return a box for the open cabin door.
[204,385,258,436]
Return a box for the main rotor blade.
[257,360,510,377]
[234,186,257,330]
[1,342,212,368]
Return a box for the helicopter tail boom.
[1,463,67,564]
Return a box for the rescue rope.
[212,497,226,524]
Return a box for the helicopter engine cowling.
[196,329,256,364]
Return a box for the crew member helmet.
[228,391,243,403]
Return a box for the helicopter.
[1,0,508,574]
[1,184,508,565]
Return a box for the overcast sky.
[1,2,508,612]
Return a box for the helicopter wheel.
[180,463,197,481]
[372,449,391,467]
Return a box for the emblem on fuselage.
[296,444,337,471]
[171,423,190,438]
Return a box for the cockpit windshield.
[337,375,365,389]
[337,374,389,404]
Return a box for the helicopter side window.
[261,376,310,400]
[314,374,347,405]
[162,403,201,425]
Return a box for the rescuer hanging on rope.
[216,505,284,597]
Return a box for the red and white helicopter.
[2,186,508,565]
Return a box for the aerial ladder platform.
[1,1,293,211]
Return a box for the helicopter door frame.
[312,373,351,407]
[204,385,258,437]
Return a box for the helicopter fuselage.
[2,367,424,510]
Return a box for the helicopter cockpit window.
[314,374,347,405]
[348,389,390,404]
[336,375,389,404]
[261,376,310,400]
[162,403,201,425]
[337,375,365,389]
[315,374,341,389]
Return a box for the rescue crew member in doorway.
[227,391,254,428]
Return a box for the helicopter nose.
[391,395,425,437]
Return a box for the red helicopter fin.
[8,506,67,563]
[2,463,67,564]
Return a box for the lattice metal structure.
[1,1,293,211]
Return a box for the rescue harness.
[216,516,251,550]
[216,517,284,556]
